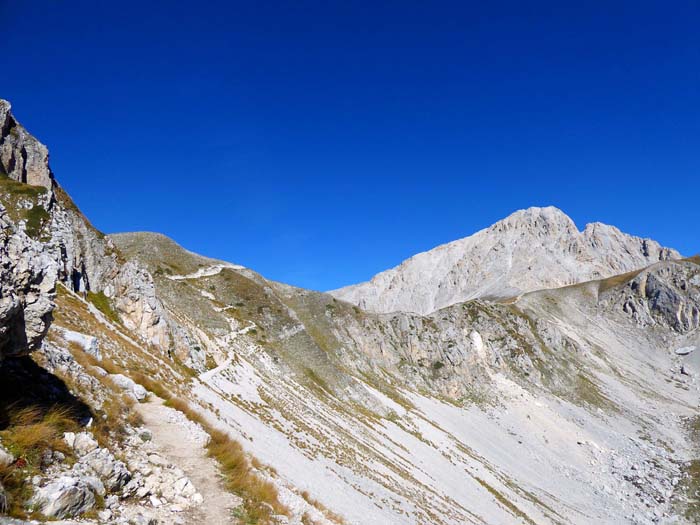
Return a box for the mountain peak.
[330,207,680,314]
[493,206,578,234]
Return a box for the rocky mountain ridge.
[330,206,680,315]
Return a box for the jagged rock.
[0,204,58,360]
[330,206,680,314]
[107,260,172,350]
[105,493,120,509]
[29,476,96,518]
[0,100,53,190]
[79,447,131,492]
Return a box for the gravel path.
[137,397,241,524]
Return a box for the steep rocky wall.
[602,260,700,334]
[0,203,58,360]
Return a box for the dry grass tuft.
[3,405,77,459]
[0,404,82,518]
[301,490,347,524]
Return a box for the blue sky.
[2,1,698,290]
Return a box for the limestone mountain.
[0,98,698,525]
[330,206,680,314]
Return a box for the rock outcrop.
[0,202,58,360]
[330,206,680,314]
[0,99,53,191]
[0,100,180,366]
[30,476,97,518]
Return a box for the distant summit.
[329,206,680,314]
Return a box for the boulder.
[30,476,96,518]
[63,432,76,449]
[59,328,101,360]
[109,373,148,401]
[675,346,695,356]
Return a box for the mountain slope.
[330,206,680,314]
[1,98,698,525]
[112,230,700,525]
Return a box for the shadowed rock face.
[330,206,680,315]
[0,99,54,191]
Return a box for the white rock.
[72,432,99,456]
[173,476,195,496]
[675,346,695,355]
[80,448,131,492]
[109,373,148,400]
[147,453,168,466]
[29,476,96,518]
[330,206,680,314]
[59,328,101,360]
[63,432,76,450]
[0,443,15,467]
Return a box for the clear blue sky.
[3,1,698,290]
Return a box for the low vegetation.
[0,404,81,517]
[0,175,50,239]
[301,490,347,524]
[86,290,121,325]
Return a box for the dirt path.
[137,397,241,525]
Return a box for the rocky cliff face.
[330,206,680,314]
[0,101,174,364]
[0,201,57,359]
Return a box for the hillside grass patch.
[86,291,121,325]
